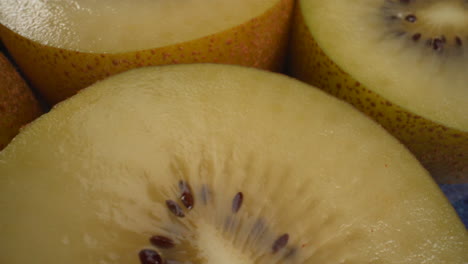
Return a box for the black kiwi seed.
[139,182,300,263]
[166,200,185,217]
[412,33,421,41]
[150,235,176,249]
[405,14,417,23]
[455,36,463,46]
[381,1,465,55]
[179,181,194,210]
[232,192,243,213]
[139,249,163,264]
[272,233,289,253]
[433,38,444,51]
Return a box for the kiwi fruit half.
[0,64,466,263]
[0,51,42,150]
[0,0,293,104]
[288,0,468,183]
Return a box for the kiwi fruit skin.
[0,0,293,105]
[0,52,42,150]
[287,2,467,184]
[0,64,467,264]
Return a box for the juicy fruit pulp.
[288,0,468,183]
[0,52,42,150]
[1,0,279,53]
[0,0,293,104]
[0,64,466,264]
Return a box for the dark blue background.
[440,184,468,228]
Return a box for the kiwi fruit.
[0,51,42,150]
[288,0,468,183]
[0,64,466,263]
[0,0,293,104]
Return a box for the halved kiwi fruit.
[0,64,466,263]
[288,0,468,183]
[0,51,42,150]
[0,0,293,104]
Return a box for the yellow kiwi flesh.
[0,52,42,150]
[0,64,466,264]
[0,0,293,104]
[288,0,468,183]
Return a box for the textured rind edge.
[0,53,42,150]
[287,2,467,184]
[0,0,294,105]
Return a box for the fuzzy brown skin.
[0,0,294,105]
[0,53,42,150]
[288,3,467,184]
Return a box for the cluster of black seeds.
[383,0,466,53]
[138,181,297,264]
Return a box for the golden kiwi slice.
[0,0,293,104]
[0,51,42,150]
[0,64,466,264]
[288,0,468,183]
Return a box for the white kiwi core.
[197,221,251,264]
[0,64,466,264]
[0,0,277,53]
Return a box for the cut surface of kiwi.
[0,52,42,150]
[288,0,468,183]
[0,64,466,264]
[1,0,278,53]
[0,0,293,104]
